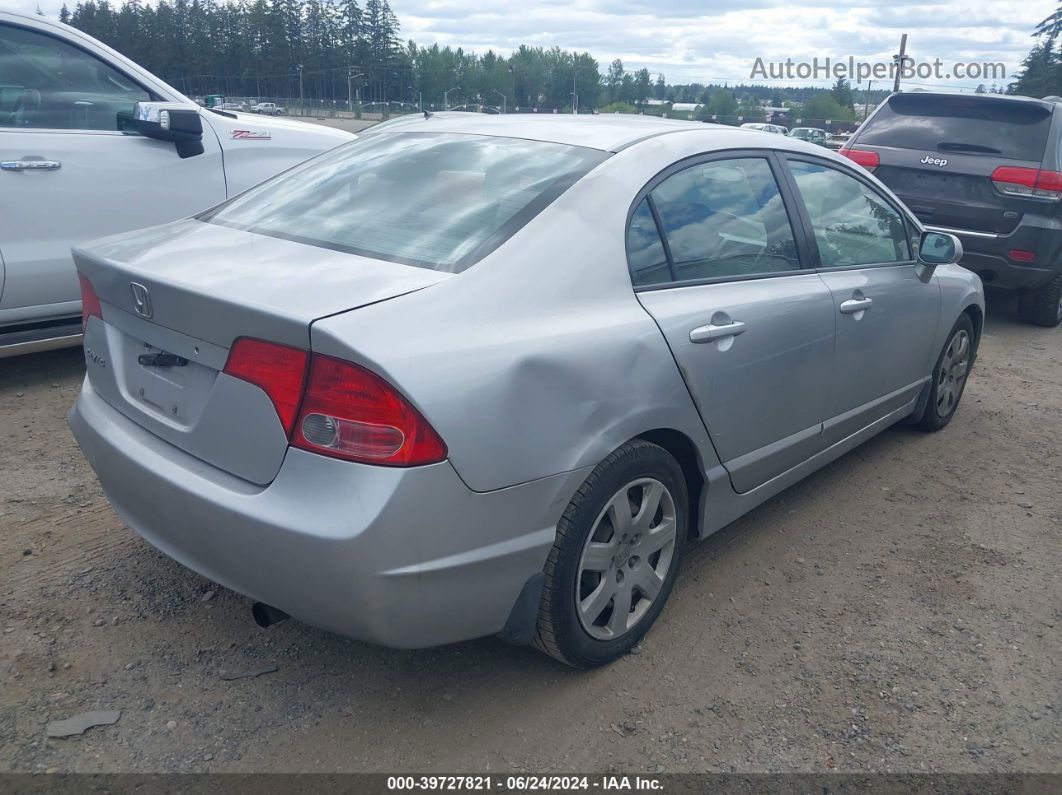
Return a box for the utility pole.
[348,69,364,113]
[508,64,517,110]
[892,34,907,93]
[297,64,304,116]
[572,54,578,113]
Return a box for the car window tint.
[626,199,671,286]
[789,160,910,268]
[648,157,800,281]
[0,24,151,131]
[204,132,608,273]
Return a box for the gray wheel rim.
[1057,292,1062,323]
[936,328,970,418]
[575,478,677,641]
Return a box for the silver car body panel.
[70,377,592,647]
[70,116,985,647]
[637,274,836,494]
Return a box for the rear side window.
[789,160,910,268]
[0,23,150,131]
[204,132,607,273]
[858,94,1052,161]
[627,200,671,286]
[630,157,800,285]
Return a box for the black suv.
[842,92,1062,326]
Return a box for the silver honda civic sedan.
[69,114,984,667]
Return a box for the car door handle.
[839,297,873,314]
[1,160,62,171]
[690,320,746,343]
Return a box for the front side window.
[0,24,150,130]
[205,132,607,273]
[636,157,800,284]
[788,160,910,268]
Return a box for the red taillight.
[840,148,879,170]
[79,273,102,331]
[991,166,1062,200]
[223,337,447,467]
[1009,249,1036,263]
[223,338,309,435]
[292,355,447,467]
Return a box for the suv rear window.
[858,94,1052,161]
[203,132,606,273]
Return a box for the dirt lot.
[1,292,1059,774]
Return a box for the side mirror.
[918,230,963,266]
[132,102,204,158]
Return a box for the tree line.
[1011,2,1062,96]
[61,0,885,115]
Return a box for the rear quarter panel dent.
[308,139,730,493]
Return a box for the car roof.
[363,112,721,152]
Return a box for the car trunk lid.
[849,93,1054,235]
[74,219,447,484]
[870,149,1043,234]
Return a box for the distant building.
[670,102,702,113]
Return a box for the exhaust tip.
[252,602,290,628]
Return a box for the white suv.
[0,11,353,357]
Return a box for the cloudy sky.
[10,0,1055,89]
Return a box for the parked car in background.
[216,101,246,112]
[842,91,1062,326]
[70,113,982,668]
[0,10,353,357]
[252,102,284,116]
[789,127,828,146]
[740,122,787,135]
[825,131,852,150]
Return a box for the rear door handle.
[839,297,873,314]
[690,320,746,343]
[1,160,62,171]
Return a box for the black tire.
[533,440,688,668]
[920,314,975,431]
[1017,272,1062,328]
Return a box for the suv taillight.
[840,147,879,170]
[79,273,102,331]
[223,337,447,467]
[991,166,1062,200]
[292,355,447,466]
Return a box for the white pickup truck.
[252,102,284,116]
[0,10,354,357]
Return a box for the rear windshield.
[203,132,608,272]
[858,94,1052,161]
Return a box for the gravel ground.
[0,291,1059,774]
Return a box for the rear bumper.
[927,218,1062,291]
[69,378,587,648]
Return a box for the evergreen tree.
[1011,34,1059,97]
[830,77,853,110]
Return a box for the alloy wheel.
[575,478,677,640]
[936,328,970,418]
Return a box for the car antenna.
[424,110,432,119]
